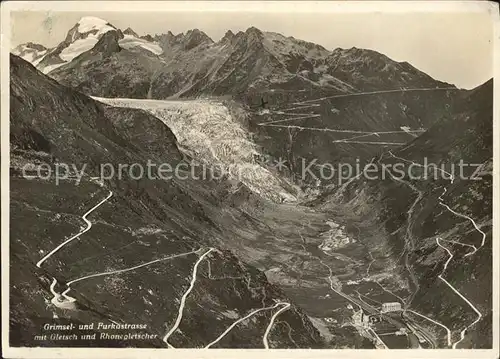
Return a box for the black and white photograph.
[1,1,498,357]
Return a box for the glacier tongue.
[93,97,298,203]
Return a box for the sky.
[10,10,494,89]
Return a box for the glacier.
[93,97,299,203]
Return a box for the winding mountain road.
[438,200,486,254]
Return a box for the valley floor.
[11,96,490,350]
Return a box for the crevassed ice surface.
[93,97,297,202]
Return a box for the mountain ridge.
[12,16,455,100]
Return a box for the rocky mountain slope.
[10,54,324,348]
[244,85,461,188]
[15,17,163,75]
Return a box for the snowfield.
[60,38,101,62]
[93,97,298,202]
[119,35,163,55]
[28,16,164,74]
